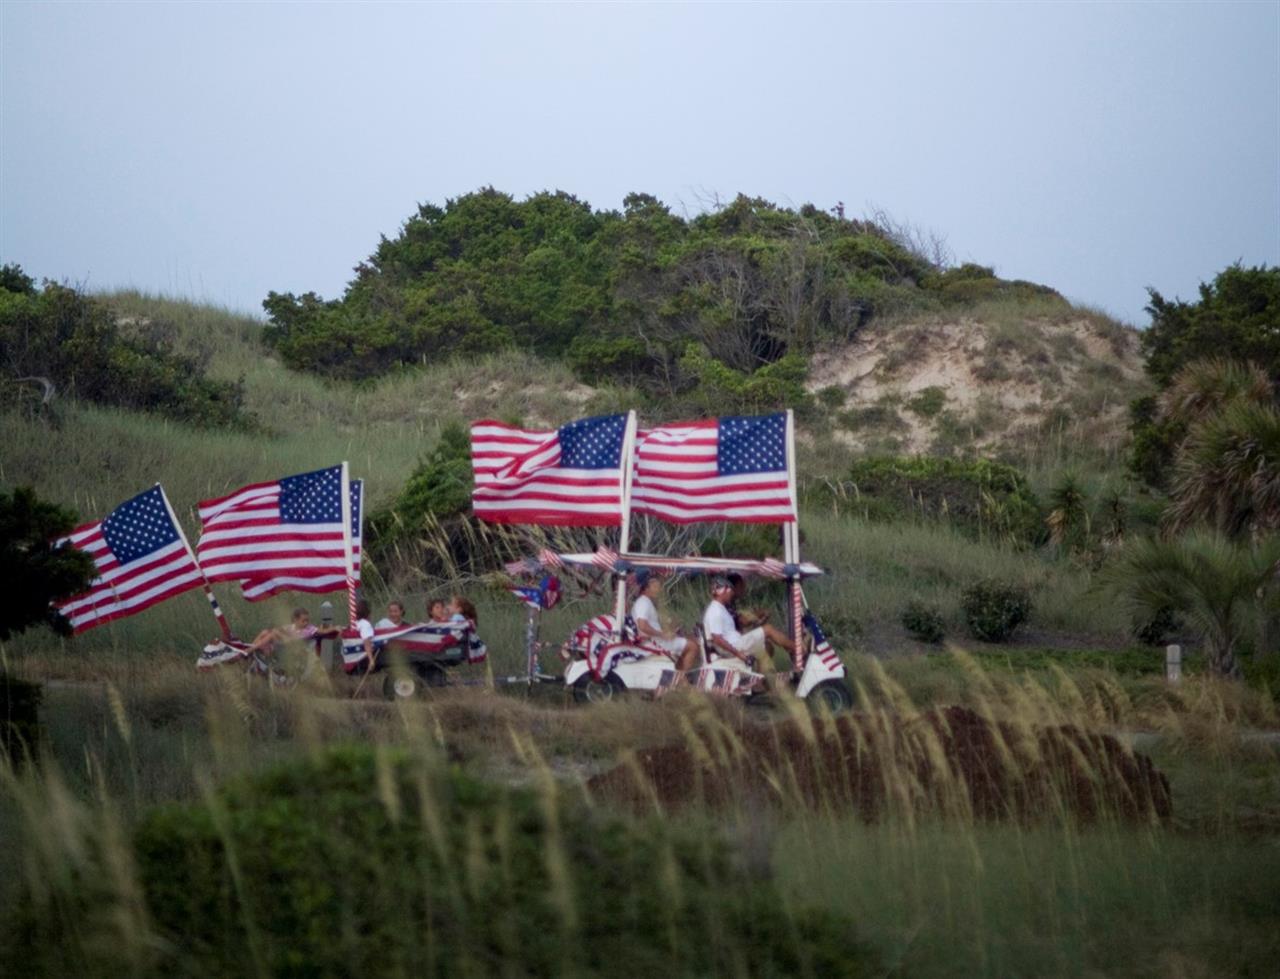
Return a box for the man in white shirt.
[631,571,698,670]
[702,576,795,669]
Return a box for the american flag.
[471,415,629,526]
[632,413,796,524]
[196,466,362,601]
[54,485,203,634]
[803,611,842,671]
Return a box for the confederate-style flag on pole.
[195,465,360,601]
[631,412,797,524]
[470,414,632,526]
[54,484,204,634]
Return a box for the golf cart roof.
[556,552,825,579]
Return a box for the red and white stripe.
[470,421,624,526]
[195,478,360,602]
[632,422,796,524]
[55,523,202,635]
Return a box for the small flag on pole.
[54,485,203,634]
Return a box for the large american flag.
[54,485,204,634]
[196,466,362,601]
[632,413,796,524]
[471,414,629,526]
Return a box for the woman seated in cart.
[244,606,340,657]
[631,570,698,671]
[703,576,795,669]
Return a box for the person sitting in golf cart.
[244,606,339,657]
[631,569,698,671]
[702,575,795,668]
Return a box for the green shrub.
[0,486,96,639]
[961,579,1032,643]
[901,599,946,643]
[0,273,249,427]
[6,745,880,977]
[1132,605,1180,646]
[0,671,42,765]
[906,386,947,419]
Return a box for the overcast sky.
[3,1,1277,327]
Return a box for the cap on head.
[635,568,652,589]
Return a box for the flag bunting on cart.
[471,415,628,526]
[195,466,361,600]
[632,413,796,524]
[54,485,203,634]
[803,611,841,672]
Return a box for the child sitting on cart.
[244,606,339,656]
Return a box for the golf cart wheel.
[808,679,853,715]
[382,661,448,700]
[383,673,419,700]
[572,672,625,704]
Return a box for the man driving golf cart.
[703,575,795,669]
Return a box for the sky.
[2,1,1277,327]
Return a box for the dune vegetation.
[1,206,1278,975]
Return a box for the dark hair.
[454,596,478,624]
[387,600,404,612]
[291,606,309,620]
[355,599,371,619]
[726,573,745,590]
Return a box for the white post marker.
[339,461,357,626]
[1166,644,1182,683]
[158,482,233,641]
[611,410,638,637]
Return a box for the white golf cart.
[509,551,852,713]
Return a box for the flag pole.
[783,411,804,673]
[158,482,233,642]
[611,411,638,637]
[339,462,357,626]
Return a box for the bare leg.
[675,639,698,672]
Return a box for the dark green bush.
[1132,605,1180,647]
[0,671,42,765]
[4,745,880,977]
[901,599,946,643]
[0,486,96,639]
[961,579,1032,643]
[0,273,250,427]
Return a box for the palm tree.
[1157,357,1272,429]
[1104,532,1280,678]
[1165,399,1280,538]
[1154,358,1280,539]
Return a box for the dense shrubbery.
[810,455,1044,546]
[962,579,1033,643]
[0,266,250,427]
[1130,263,1280,488]
[0,486,95,639]
[261,188,1055,415]
[901,599,946,643]
[5,745,878,977]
